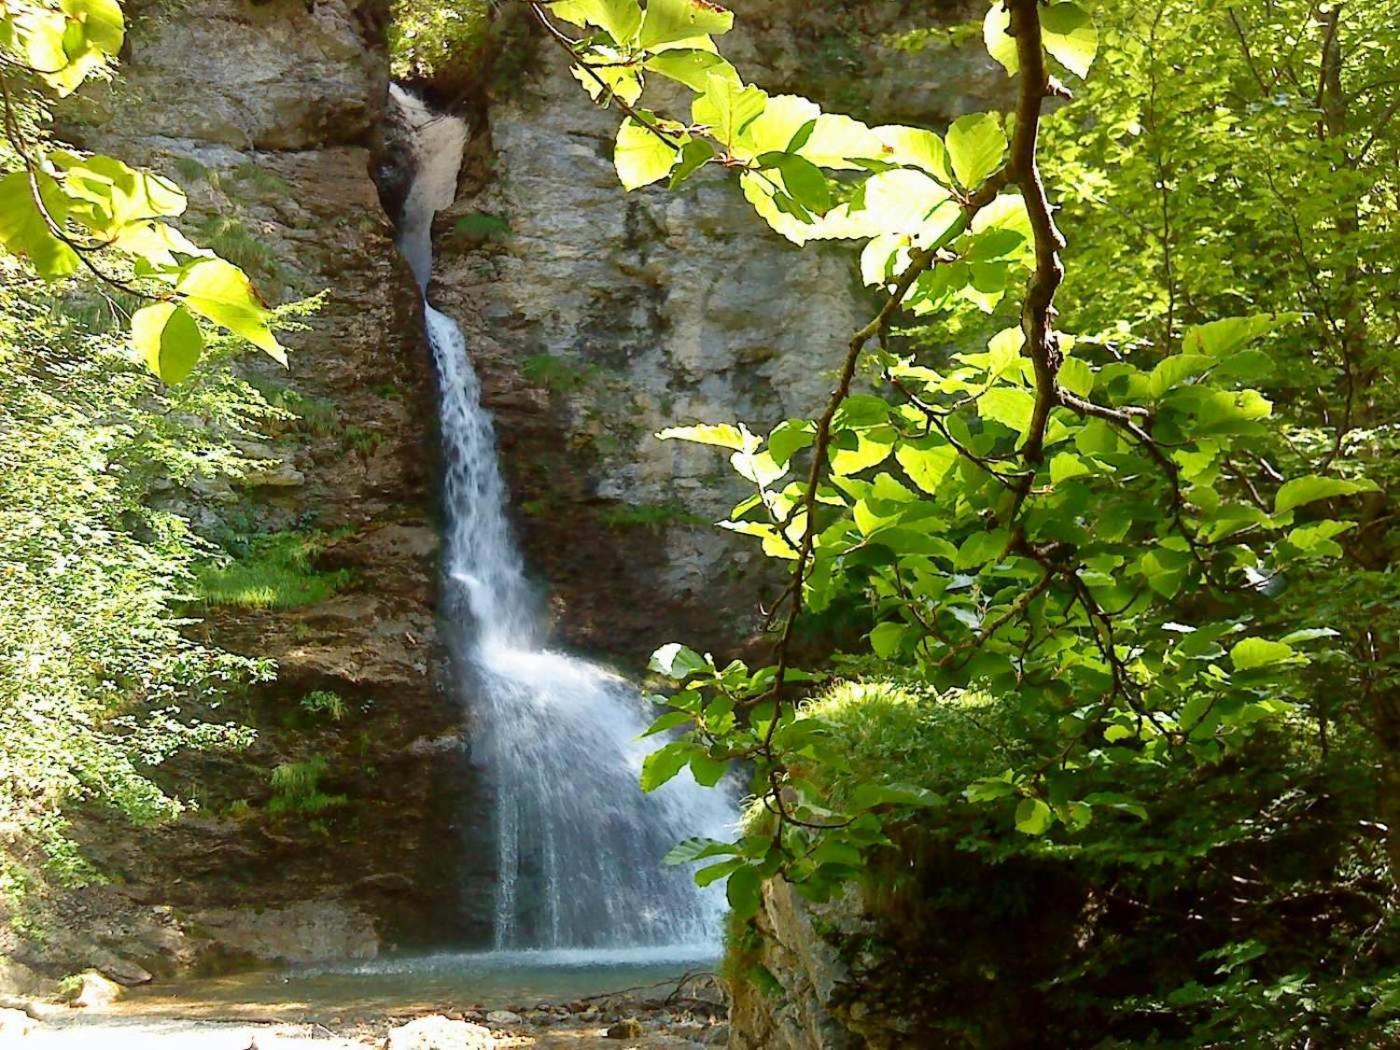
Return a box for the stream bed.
[110,947,719,1022]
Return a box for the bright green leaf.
[174,258,284,361]
[946,113,1007,189]
[131,301,203,384]
[1015,797,1054,835]
[1041,2,1097,78]
[615,116,681,190]
[1274,475,1377,515]
[1229,637,1296,671]
[638,0,733,49]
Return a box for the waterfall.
[391,87,735,953]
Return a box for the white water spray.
[391,87,735,953]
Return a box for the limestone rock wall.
[28,0,492,977]
[431,0,1001,665]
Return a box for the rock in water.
[385,1014,494,1050]
[71,970,122,1009]
[484,1009,522,1026]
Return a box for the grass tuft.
[194,531,353,610]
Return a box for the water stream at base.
[391,86,735,955]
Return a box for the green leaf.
[657,422,758,452]
[1015,797,1054,835]
[956,529,1009,570]
[0,170,80,279]
[983,2,1018,75]
[695,858,744,886]
[53,152,186,232]
[663,836,739,865]
[550,0,642,43]
[726,864,762,918]
[1147,354,1213,398]
[644,48,736,91]
[869,621,909,659]
[1050,452,1091,483]
[131,302,203,384]
[945,113,1007,189]
[1274,475,1377,515]
[1183,314,1290,357]
[895,440,959,495]
[641,741,692,791]
[1229,637,1296,671]
[668,138,718,188]
[62,0,124,53]
[615,116,680,190]
[1058,356,1094,397]
[757,151,832,214]
[873,125,952,184]
[638,0,733,48]
[828,428,894,475]
[692,73,767,149]
[649,642,710,678]
[690,751,729,787]
[641,710,693,737]
[1041,2,1097,78]
[965,771,1017,802]
[767,419,815,465]
[174,258,284,361]
[852,782,941,809]
[979,386,1035,435]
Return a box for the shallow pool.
[118,945,719,1022]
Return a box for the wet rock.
[484,1009,522,1026]
[607,1018,644,1039]
[385,1014,494,1050]
[186,900,378,965]
[70,970,122,1009]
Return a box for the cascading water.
[391,87,735,954]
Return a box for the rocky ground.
[0,971,730,1049]
[1,997,729,1049]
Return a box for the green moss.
[171,155,210,184]
[194,530,353,610]
[522,353,602,395]
[230,161,292,196]
[195,216,290,294]
[298,690,346,722]
[341,425,383,456]
[453,212,511,241]
[266,756,347,817]
[598,501,705,530]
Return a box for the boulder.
[385,1014,495,1050]
[0,957,52,999]
[484,1009,521,1026]
[92,952,153,987]
[606,1017,645,1039]
[71,970,122,1009]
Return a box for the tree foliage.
[0,0,286,381]
[543,0,1397,1040]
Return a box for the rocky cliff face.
[22,0,492,978]
[7,0,1003,992]
[430,0,1001,666]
